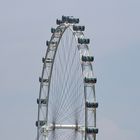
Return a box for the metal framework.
[36,16,98,140]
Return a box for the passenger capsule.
[78,38,90,44]
[86,102,98,108]
[51,28,56,33]
[56,19,63,25]
[37,99,47,104]
[74,18,79,24]
[86,128,98,134]
[86,38,90,44]
[62,16,79,24]
[82,56,94,62]
[39,77,49,83]
[35,121,46,127]
[73,25,85,31]
[62,16,68,22]
[42,57,45,63]
[46,41,49,46]
[46,41,57,46]
[84,77,97,84]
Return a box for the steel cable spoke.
[53,35,73,114]
[54,37,76,118]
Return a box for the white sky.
[0,0,140,140]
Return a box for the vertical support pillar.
[45,133,48,140]
[84,85,87,140]
[82,131,85,140]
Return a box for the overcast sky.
[0,0,140,140]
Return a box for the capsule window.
[86,128,98,134]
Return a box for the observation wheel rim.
[36,16,98,140]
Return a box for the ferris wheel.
[36,16,98,140]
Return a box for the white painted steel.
[36,17,97,140]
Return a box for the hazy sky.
[0,0,140,140]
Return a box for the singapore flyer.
[36,16,98,140]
